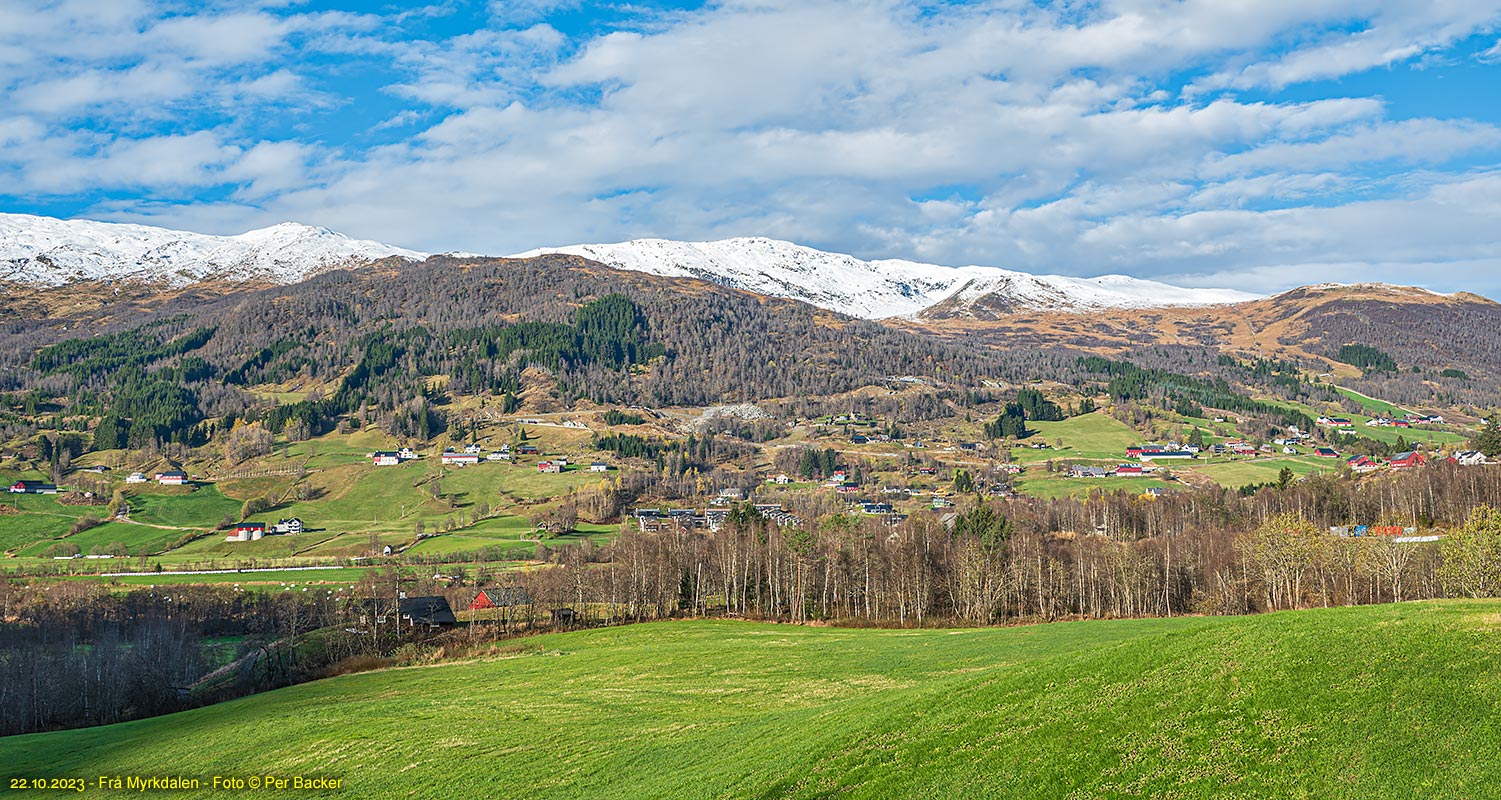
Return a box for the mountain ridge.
[2,213,1484,320]
[511,236,1260,319]
[0,212,426,287]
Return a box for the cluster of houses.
[1345,452,1428,473]
[224,517,304,542]
[368,443,605,473]
[1125,445,1198,461]
[124,470,188,485]
[633,504,802,532]
[1365,414,1445,428]
[1320,414,1445,430]
[1069,463,1165,479]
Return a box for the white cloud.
[5,0,1501,298]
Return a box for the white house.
[440,451,480,466]
[463,443,483,454]
[397,447,419,460]
[125,472,148,484]
[372,451,401,466]
[590,461,610,472]
[272,517,304,534]
[487,451,510,462]
[155,470,188,485]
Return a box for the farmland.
[5,601,1499,798]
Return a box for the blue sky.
[3,0,1501,295]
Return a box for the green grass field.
[1333,386,1411,417]
[1186,456,1334,488]
[5,601,1499,798]
[1015,413,1142,462]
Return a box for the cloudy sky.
[3,0,1501,295]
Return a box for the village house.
[517,444,540,456]
[1449,451,1488,466]
[463,443,483,454]
[1317,417,1354,428]
[487,451,510,461]
[1314,447,1341,458]
[1068,465,1110,478]
[440,450,481,466]
[372,451,401,466]
[537,461,562,474]
[590,461,611,472]
[1114,464,1145,477]
[125,471,148,484]
[397,447,419,460]
[272,518,304,534]
[155,470,188,485]
[1346,455,1380,474]
[9,480,57,494]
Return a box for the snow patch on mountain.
[512,237,1259,319]
[0,213,426,287]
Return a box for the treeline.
[517,470,1501,629]
[1079,355,1315,429]
[0,579,366,736]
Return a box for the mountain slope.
[4,603,1498,798]
[0,213,425,287]
[512,236,1257,318]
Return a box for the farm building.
[1314,447,1340,458]
[125,472,148,483]
[9,480,57,494]
[155,470,188,485]
[1450,451,1487,466]
[225,522,266,542]
[469,587,533,610]
[371,451,401,466]
[1346,455,1380,474]
[1390,452,1427,470]
[440,451,481,466]
[537,461,562,474]
[399,596,457,628]
[1138,450,1195,461]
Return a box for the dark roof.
[478,587,533,607]
[400,596,457,625]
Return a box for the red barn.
[1389,451,1427,470]
[469,587,533,610]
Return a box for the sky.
[2,0,1501,296]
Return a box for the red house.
[1389,451,1426,470]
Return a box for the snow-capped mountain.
[511,237,1259,319]
[0,213,426,287]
